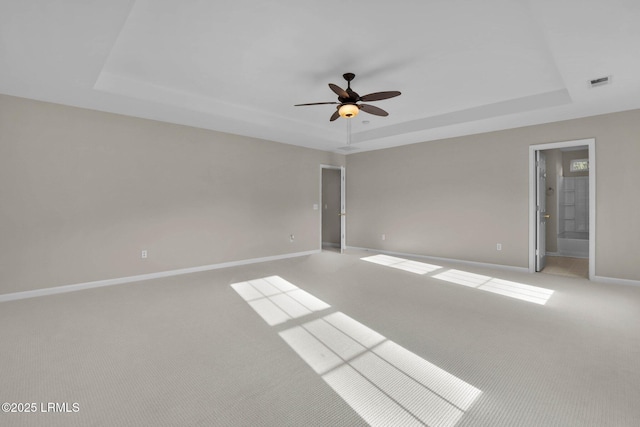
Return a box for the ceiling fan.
[295,73,401,121]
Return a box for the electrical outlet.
[141,250,148,259]
[289,234,295,242]
[496,243,502,251]
[382,234,386,241]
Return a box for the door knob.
[543,214,551,219]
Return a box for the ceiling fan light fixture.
[295,73,399,122]
[339,103,359,118]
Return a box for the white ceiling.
[2,0,639,153]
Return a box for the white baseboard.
[593,275,640,287]
[348,247,640,286]
[557,251,589,259]
[347,246,530,273]
[4,248,636,303]
[322,242,341,248]
[0,249,320,303]
[548,251,589,259]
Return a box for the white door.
[536,151,548,271]
[340,167,346,253]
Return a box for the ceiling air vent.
[589,75,611,88]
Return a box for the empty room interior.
[2,1,640,426]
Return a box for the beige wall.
[321,168,341,245]
[2,93,637,293]
[346,109,640,281]
[0,94,344,294]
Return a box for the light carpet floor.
[1,249,639,426]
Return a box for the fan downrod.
[342,73,357,97]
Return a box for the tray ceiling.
[2,0,639,153]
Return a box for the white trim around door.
[528,138,596,279]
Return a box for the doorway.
[529,139,595,279]
[320,165,346,253]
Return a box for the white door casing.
[528,138,595,279]
[536,150,547,271]
[340,166,346,253]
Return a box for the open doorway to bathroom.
[542,146,590,278]
[529,139,595,279]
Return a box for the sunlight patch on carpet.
[433,269,554,305]
[232,276,481,426]
[280,312,481,427]
[361,254,442,275]
[231,276,330,325]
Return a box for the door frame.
[320,165,346,252]
[535,150,548,271]
[528,138,596,279]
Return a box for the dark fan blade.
[329,110,340,121]
[359,104,389,116]
[294,102,339,106]
[360,91,401,102]
[329,83,349,99]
